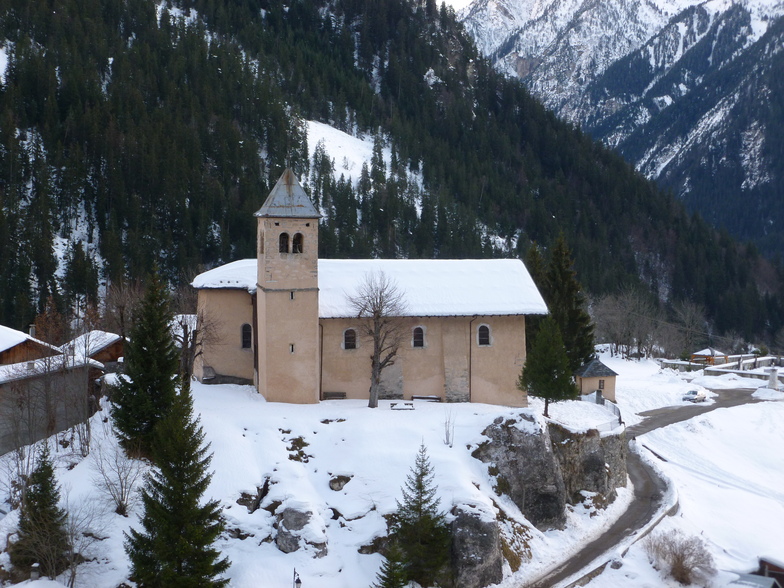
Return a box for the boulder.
[473,414,567,529]
[275,507,328,557]
[451,507,503,588]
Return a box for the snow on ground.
[597,351,715,425]
[0,45,7,85]
[306,120,385,186]
[0,382,631,588]
[584,400,784,587]
[1,351,779,587]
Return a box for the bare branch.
[347,271,408,408]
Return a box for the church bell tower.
[255,169,320,403]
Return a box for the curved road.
[528,387,762,588]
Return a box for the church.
[192,169,548,406]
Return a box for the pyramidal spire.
[254,168,320,218]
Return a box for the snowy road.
[527,387,762,588]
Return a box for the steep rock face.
[547,423,627,503]
[451,506,504,588]
[472,413,567,529]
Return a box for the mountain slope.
[0,0,781,341]
[460,0,784,259]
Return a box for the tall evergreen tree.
[391,443,451,587]
[545,235,595,371]
[518,316,578,417]
[112,269,179,457]
[524,242,548,353]
[9,444,69,579]
[125,386,230,587]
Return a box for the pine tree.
[372,542,407,588]
[524,242,548,353]
[112,269,179,457]
[518,316,578,417]
[9,444,69,579]
[545,235,595,371]
[391,443,451,587]
[125,385,230,587]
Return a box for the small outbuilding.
[690,347,729,365]
[574,358,618,402]
[758,557,784,587]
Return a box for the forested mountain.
[0,0,781,343]
[460,0,784,262]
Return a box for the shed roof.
[0,324,61,356]
[0,324,27,353]
[254,168,320,219]
[193,258,549,318]
[574,358,618,378]
[728,573,781,588]
[0,356,103,385]
[61,330,123,359]
[692,347,727,356]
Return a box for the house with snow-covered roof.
[0,324,104,453]
[192,169,548,406]
[0,323,61,365]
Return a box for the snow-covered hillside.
[1,352,782,587]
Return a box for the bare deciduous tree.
[674,301,708,355]
[90,426,145,516]
[171,280,221,385]
[63,493,107,588]
[347,271,408,408]
[102,279,144,342]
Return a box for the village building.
[0,324,103,454]
[192,169,548,406]
[690,347,729,365]
[574,358,618,402]
[0,324,60,365]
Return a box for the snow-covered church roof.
[192,258,548,318]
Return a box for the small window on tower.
[241,324,252,349]
[279,232,289,253]
[292,233,304,253]
[599,379,605,390]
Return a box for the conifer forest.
[0,0,782,344]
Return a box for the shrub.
[644,529,716,585]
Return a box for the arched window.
[478,324,491,346]
[292,233,304,253]
[343,328,357,350]
[412,326,425,348]
[241,323,252,349]
[279,232,289,253]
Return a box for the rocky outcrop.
[451,506,503,588]
[472,414,567,529]
[471,412,628,532]
[548,423,627,504]
[275,507,327,557]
